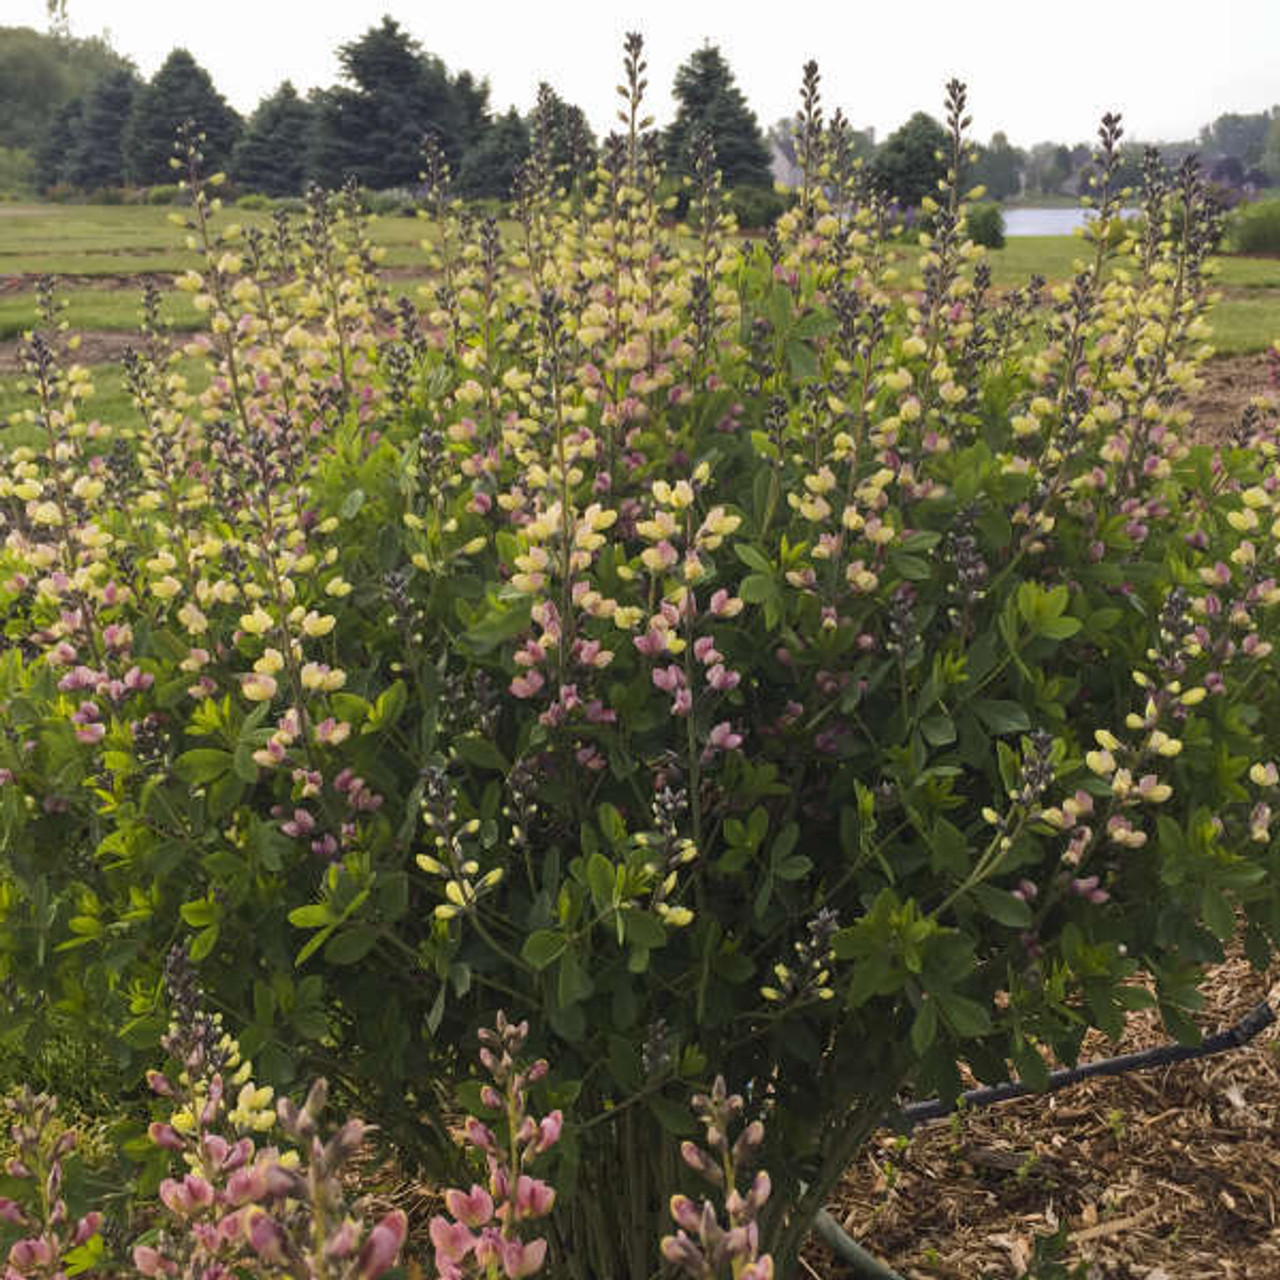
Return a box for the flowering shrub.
[0,946,406,1280]
[2,40,1280,1278]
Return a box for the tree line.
[2,18,1278,206]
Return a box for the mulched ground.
[820,949,1280,1279]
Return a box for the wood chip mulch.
[820,949,1280,1279]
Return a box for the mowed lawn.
[1,204,1277,434]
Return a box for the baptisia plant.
[2,35,1280,1279]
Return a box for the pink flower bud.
[535,1110,563,1153]
[71,1211,102,1246]
[245,1208,290,1265]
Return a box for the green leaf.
[1200,885,1235,941]
[734,543,772,572]
[180,898,217,928]
[929,818,970,878]
[935,990,992,1038]
[522,929,567,971]
[1037,616,1082,640]
[646,1095,697,1136]
[454,734,509,772]
[366,680,407,733]
[889,552,933,582]
[557,949,594,1006]
[189,924,219,962]
[293,925,336,967]
[288,903,335,929]
[173,748,232,786]
[970,884,1032,928]
[739,573,777,604]
[232,742,260,784]
[785,337,819,380]
[911,998,938,1054]
[920,713,956,747]
[463,599,534,653]
[586,852,615,913]
[619,908,666,949]
[973,700,1032,734]
[339,487,366,519]
[324,926,379,965]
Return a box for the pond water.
[1003,207,1136,237]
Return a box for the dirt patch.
[1,270,175,295]
[0,329,143,375]
[1185,352,1278,443]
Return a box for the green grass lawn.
[0,285,204,340]
[0,205,1276,391]
[0,355,209,442]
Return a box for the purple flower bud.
[0,1199,26,1226]
[661,1232,705,1272]
[669,1194,701,1233]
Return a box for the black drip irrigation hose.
[810,1000,1276,1280]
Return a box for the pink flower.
[429,1216,476,1264]
[510,670,545,699]
[634,628,667,656]
[513,1175,555,1219]
[705,664,740,692]
[652,665,685,693]
[500,1236,547,1279]
[132,1245,176,1276]
[535,1110,563,1153]
[693,635,722,665]
[704,722,743,758]
[444,1185,494,1228]
[671,687,693,716]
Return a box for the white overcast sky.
[7,0,1280,147]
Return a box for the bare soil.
[0,329,141,375]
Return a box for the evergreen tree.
[67,67,139,189]
[308,17,481,189]
[871,111,948,207]
[663,44,772,189]
[231,81,314,196]
[123,48,241,184]
[34,96,83,189]
[457,107,529,199]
